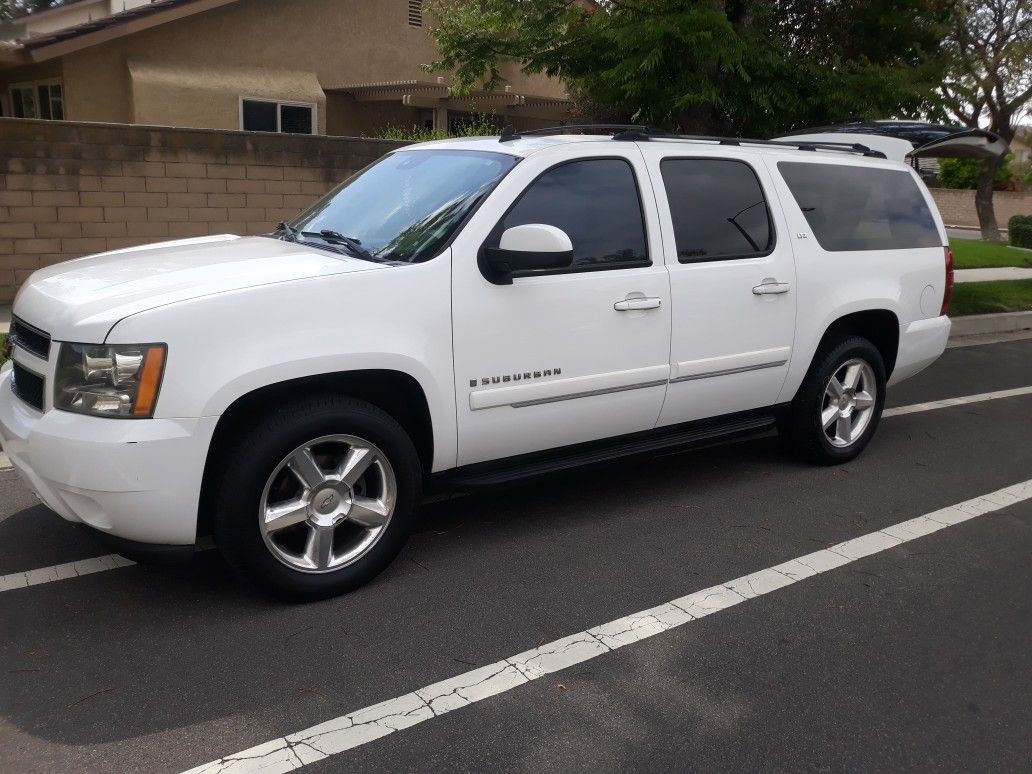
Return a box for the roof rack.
[499,124,661,141]
[497,124,886,158]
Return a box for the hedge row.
[1010,215,1032,249]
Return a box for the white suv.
[0,127,953,599]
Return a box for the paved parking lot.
[2,336,1031,773]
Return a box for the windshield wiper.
[302,230,382,263]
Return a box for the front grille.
[9,316,51,360]
[11,362,45,412]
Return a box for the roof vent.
[408,0,423,27]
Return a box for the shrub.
[937,155,1015,190]
[1010,215,1032,249]
[377,113,502,142]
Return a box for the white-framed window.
[239,97,316,134]
[9,79,64,120]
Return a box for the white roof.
[402,133,902,164]
[773,133,915,162]
[406,134,613,158]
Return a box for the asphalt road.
[2,337,1031,773]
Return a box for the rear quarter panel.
[762,155,948,401]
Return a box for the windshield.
[289,149,519,263]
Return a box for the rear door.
[639,147,798,425]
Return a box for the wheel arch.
[814,309,900,379]
[196,369,434,539]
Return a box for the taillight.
[940,246,954,316]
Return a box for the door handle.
[614,297,662,311]
[752,279,791,295]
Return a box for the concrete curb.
[950,310,1032,338]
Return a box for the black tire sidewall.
[213,398,422,600]
[789,337,887,465]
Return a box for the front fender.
[107,255,458,471]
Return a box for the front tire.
[779,336,886,465]
[213,396,422,600]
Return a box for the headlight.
[55,343,166,418]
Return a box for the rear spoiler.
[909,129,1009,161]
[772,129,1010,164]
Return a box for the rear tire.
[213,396,422,601]
[778,336,886,465]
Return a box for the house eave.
[18,0,241,64]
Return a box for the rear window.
[777,162,941,251]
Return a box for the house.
[1011,127,1031,166]
[0,0,571,136]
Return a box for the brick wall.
[0,118,406,304]
[929,188,1032,229]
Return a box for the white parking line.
[883,385,1032,417]
[180,477,1032,774]
[0,554,135,593]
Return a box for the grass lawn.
[949,238,1032,269]
[0,333,6,367]
[950,279,1032,316]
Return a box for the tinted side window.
[778,162,941,251]
[499,159,648,270]
[660,159,773,262]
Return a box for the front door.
[639,148,798,426]
[451,147,671,466]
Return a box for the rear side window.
[778,162,941,251]
[660,159,774,262]
[498,158,649,270]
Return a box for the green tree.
[937,154,1015,189]
[425,0,959,137]
[939,0,1032,241]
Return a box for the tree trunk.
[975,156,1003,242]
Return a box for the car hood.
[13,234,385,343]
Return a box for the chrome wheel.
[821,358,877,448]
[259,434,397,573]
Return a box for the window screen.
[660,159,773,262]
[242,99,277,132]
[498,159,648,270]
[778,162,941,251]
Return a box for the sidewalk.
[955,267,1032,283]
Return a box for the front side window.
[777,161,941,251]
[661,158,773,262]
[493,158,649,271]
[290,149,518,263]
[241,98,314,134]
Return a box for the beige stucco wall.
[2,0,568,132]
[128,59,328,134]
[929,188,1032,228]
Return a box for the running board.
[439,411,780,490]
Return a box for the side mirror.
[481,224,574,285]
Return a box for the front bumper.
[889,315,952,386]
[0,364,217,545]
